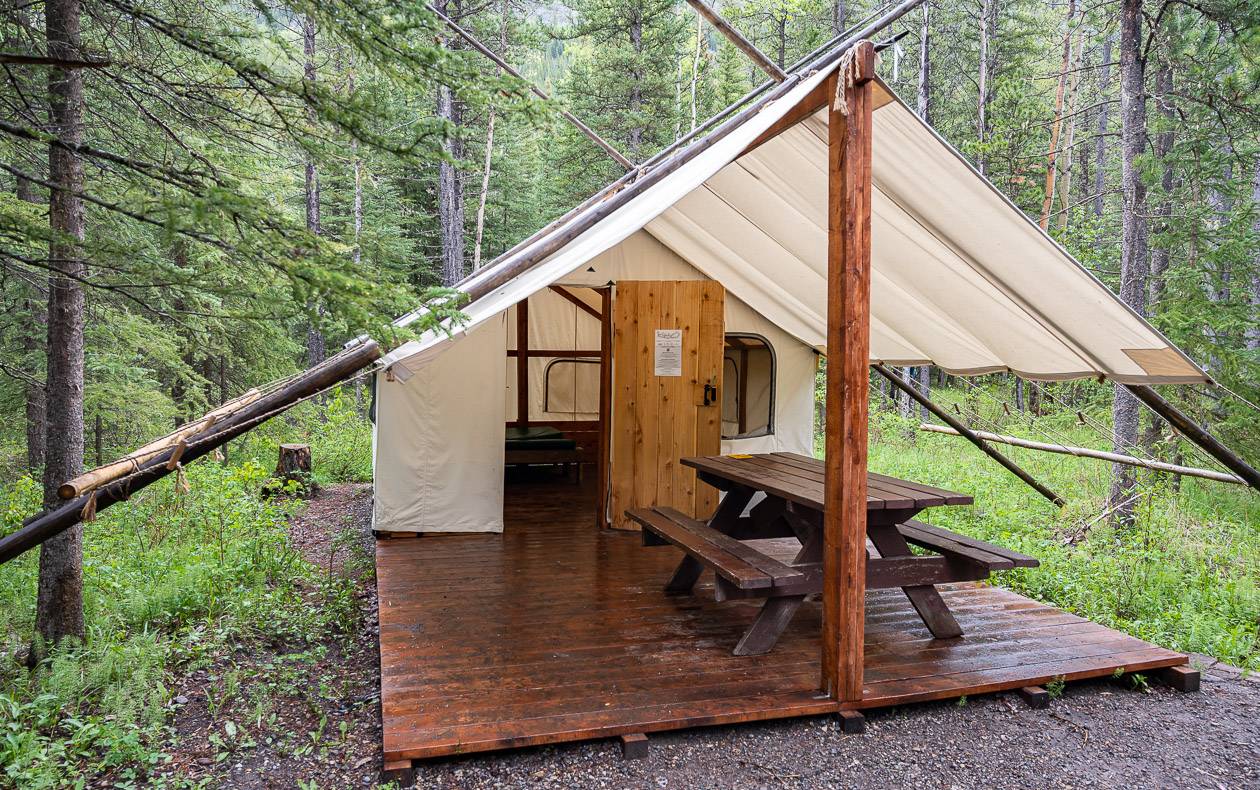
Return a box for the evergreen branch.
[0,359,43,390]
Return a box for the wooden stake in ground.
[822,42,875,705]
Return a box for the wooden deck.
[376,475,1188,765]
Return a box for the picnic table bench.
[626,452,1037,656]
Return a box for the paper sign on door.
[654,329,683,377]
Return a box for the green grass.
[856,387,1260,671]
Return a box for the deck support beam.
[618,732,649,760]
[822,42,876,705]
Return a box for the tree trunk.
[1109,0,1148,528]
[833,1,848,36]
[348,64,363,270]
[1039,0,1076,230]
[916,3,930,123]
[976,0,996,176]
[1056,15,1083,231]
[1250,158,1260,352]
[16,176,48,474]
[436,0,466,286]
[473,0,509,270]
[899,367,915,418]
[1148,63,1175,314]
[690,7,703,131]
[627,7,644,160]
[1093,35,1114,217]
[303,15,326,366]
[915,365,930,421]
[36,0,87,654]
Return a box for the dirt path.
[188,485,1259,789]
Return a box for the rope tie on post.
[831,46,863,115]
[80,490,97,523]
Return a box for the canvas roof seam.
[716,141,1009,368]
[869,170,1112,376]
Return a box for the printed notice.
[654,329,683,377]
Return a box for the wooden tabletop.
[682,452,973,511]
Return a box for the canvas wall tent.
[370,55,1208,535]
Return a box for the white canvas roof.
[385,57,1205,385]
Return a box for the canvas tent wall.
[372,231,817,533]
[373,60,1207,534]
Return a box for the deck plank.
[377,476,1186,764]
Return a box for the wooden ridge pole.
[0,340,381,565]
[823,41,875,705]
[685,1,787,82]
[874,364,1066,506]
[918,424,1246,485]
[1126,384,1260,493]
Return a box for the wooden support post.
[875,364,1066,507]
[549,284,603,321]
[516,297,529,427]
[836,709,866,734]
[1017,685,1051,709]
[1155,664,1201,693]
[619,732,649,760]
[1126,384,1260,494]
[381,759,415,785]
[822,42,875,705]
[597,286,613,529]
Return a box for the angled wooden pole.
[822,41,876,705]
[874,364,1066,506]
[0,340,381,565]
[685,1,787,82]
[425,3,634,170]
[1126,384,1260,493]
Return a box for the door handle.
[703,382,718,406]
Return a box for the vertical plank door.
[609,280,724,530]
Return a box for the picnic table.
[626,452,1037,656]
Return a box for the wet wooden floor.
[376,475,1188,764]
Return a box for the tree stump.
[269,443,316,497]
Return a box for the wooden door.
[609,281,724,530]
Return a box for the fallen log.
[872,364,1065,507]
[0,339,381,565]
[58,388,262,500]
[919,424,1245,485]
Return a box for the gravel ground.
[407,667,1260,789]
